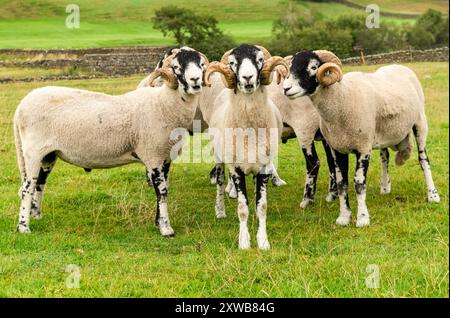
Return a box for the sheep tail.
[14,121,26,180]
[394,132,414,166]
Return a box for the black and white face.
[228,44,265,94]
[283,51,321,99]
[171,50,207,95]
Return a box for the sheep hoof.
[239,231,251,250]
[17,224,31,234]
[300,199,313,209]
[380,186,391,194]
[336,215,351,226]
[325,192,338,202]
[228,189,237,199]
[271,177,287,187]
[31,209,42,220]
[215,207,227,219]
[356,215,370,228]
[159,226,175,237]
[257,234,270,251]
[428,189,440,203]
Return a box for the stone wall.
[0,47,169,75]
[342,47,449,65]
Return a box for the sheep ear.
[316,62,343,87]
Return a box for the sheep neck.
[310,84,350,127]
[228,87,270,128]
[159,86,199,129]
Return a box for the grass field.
[0,62,448,297]
[0,0,442,49]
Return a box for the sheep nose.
[284,87,291,94]
[190,77,200,84]
[242,75,253,83]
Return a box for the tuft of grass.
[0,62,448,297]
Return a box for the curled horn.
[149,52,179,89]
[204,61,235,88]
[314,50,343,87]
[204,48,236,89]
[148,67,178,89]
[275,55,293,85]
[260,56,289,86]
[255,45,272,60]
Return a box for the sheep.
[14,48,209,236]
[267,60,338,207]
[203,44,289,250]
[140,47,287,203]
[282,50,440,227]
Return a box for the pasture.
[0,0,436,49]
[0,62,448,297]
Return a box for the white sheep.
[204,44,289,250]
[283,50,440,227]
[14,48,209,236]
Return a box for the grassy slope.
[0,0,425,49]
[0,62,448,297]
[352,0,449,14]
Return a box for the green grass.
[0,0,436,49]
[0,62,448,297]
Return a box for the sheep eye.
[311,66,317,70]
[259,58,263,62]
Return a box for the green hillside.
[0,0,446,49]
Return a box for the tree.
[152,6,235,60]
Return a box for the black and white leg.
[256,168,271,250]
[17,161,41,233]
[413,125,440,202]
[300,142,320,208]
[322,140,338,202]
[230,166,250,249]
[31,153,56,219]
[148,161,174,237]
[355,152,371,227]
[214,163,226,218]
[225,172,237,199]
[209,166,217,185]
[333,150,352,226]
[380,148,391,194]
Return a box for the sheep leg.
[214,163,226,218]
[17,161,41,233]
[413,125,440,203]
[31,153,56,220]
[149,162,174,237]
[225,172,237,199]
[230,167,250,249]
[300,143,320,209]
[256,171,270,250]
[269,163,286,187]
[333,150,352,226]
[322,140,338,202]
[355,152,371,227]
[209,166,217,185]
[380,148,391,194]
